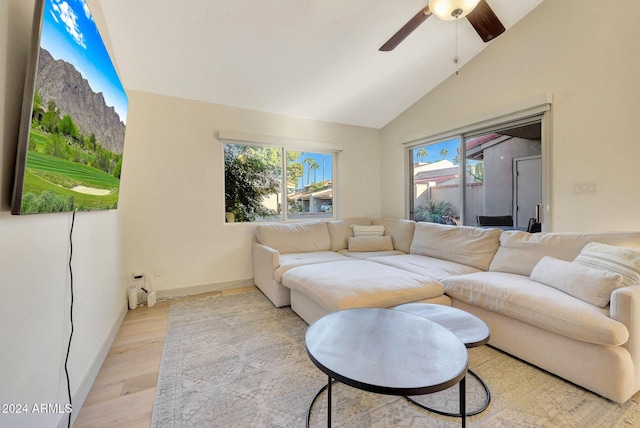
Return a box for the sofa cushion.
[489,231,640,277]
[410,222,501,270]
[574,242,640,287]
[530,256,624,307]
[373,218,416,253]
[256,221,330,254]
[371,254,481,280]
[337,249,405,259]
[273,251,348,282]
[347,236,394,252]
[326,218,372,251]
[351,224,385,237]
[282,260,444,312]
[443,271,629,346]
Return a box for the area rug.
[151,291,640,427]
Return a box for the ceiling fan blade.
[466,0,505,43]
[379,6,432,52]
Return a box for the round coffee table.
[393,303,491,416]
[305,308,469,427]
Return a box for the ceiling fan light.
[429,0,481,21]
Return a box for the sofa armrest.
[252,243,292,307]
[253,243,280,275]
[611,285,640,358]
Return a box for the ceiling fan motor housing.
[429,0,481,21]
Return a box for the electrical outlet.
[574,182,597,194]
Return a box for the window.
[287,152,334,220]
[464,124,542,228]
[224,144,282,222]
[410,138,462,225]
[408,114,547,229]
[406,96,551,228]
[223,140,335,222]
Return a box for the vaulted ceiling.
[93,0,543,129]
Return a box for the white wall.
[118,91,381,294]
[0,1,127,427]
[381,0,640,232]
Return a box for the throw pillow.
[327,218,372,251]
[347,236,394,252]
[530,256,624,307]
[372,218,415,253]
[351,224,385,238]
[573,242,640,287]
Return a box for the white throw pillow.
[351,224,385,238]
[327,218,372,251]
[490,230,640,277]
[347,236,394,252]
[530,256,624,307]
[573,242,640,287]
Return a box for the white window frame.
[219,131,342,222]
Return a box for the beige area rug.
[151,291,640,427]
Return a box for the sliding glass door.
[409,120,543,229]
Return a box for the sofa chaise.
[252,218,640,403]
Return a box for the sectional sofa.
[252,218,640,403]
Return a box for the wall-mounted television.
[11,0,128,215]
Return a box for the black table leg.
[327,375,332,427]
[405,368,490,416]
[306,379,336,428]
[460,375,466,428]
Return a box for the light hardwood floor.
[73,286,258,428]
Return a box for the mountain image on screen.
[21,47,126,214]
[36,48,125,154]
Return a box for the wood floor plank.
[121,372,159,396]
[100,340,165,369]
[80,382,124,407]
[74,388,156,428]
[93,355,162,386]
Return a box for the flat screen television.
[11,0,128,215]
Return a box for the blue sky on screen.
[40,0,128,124]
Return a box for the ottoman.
[281,259,450,324]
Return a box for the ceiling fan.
[379,0,505,51]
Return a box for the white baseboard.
[59,301,128,428]
[156,278,255,299]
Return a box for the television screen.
[11,0,128,215]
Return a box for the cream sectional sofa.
[252,218,640,403]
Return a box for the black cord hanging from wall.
[64,211,75,427]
